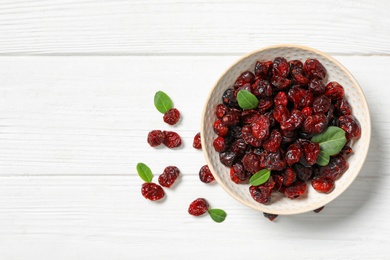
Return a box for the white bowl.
[201,45,371,215]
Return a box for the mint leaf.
[311,126,347,156]
[154,91,173,114]
[136,162,153,183]
[208,209,227,223]
[237,90,258,110]
[249,169,271,186]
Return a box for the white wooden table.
[0,1,389,259]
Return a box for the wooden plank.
[0,56,387,176]
[0,0,388,55]
[0,175,388,259]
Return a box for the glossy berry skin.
[213,136,227,152]
[147,130,164,147]
[311,176,335,193]
[285,143,303,166]
[163,108,180,125]
[254,61,273,79]
[271,76,291,90]
[263,129,282,153]
[251,115,270,140]
[325,82,344,100]
[313,95,331,114]
[318,155,348,181]
[291,68,309,86]
[302,114,327,134]
[222,109,240,126]
[294,163,313,181]
[215,104,229,119]
[282,167,297,187]
[199,165,215,183]
[280,110,304,131]
[230,162,250,184]
[300,139,320,166]
[193,132,202,149]
[334,98,352,116]
[263,213,278,221]
[219,149,237,167]
[213,119,229,137]
[301,107,313,118]
[272,57,290,78]
[158,166,180,188]
[188,198,209,216]
[162,131,182,148]
[141,182,165,201]
[222,88,238,108]
[338,115,361,140]
[252,79,273,98]
[257,97,274,114]
[274,91,288,106]
[308,79,326,94]
[289,60,303,70]
[234,71,255,89]
[249,177,276,204]
[242,153,262,174]
[303,59,327,79]
[242,125,263,147]
[284,180,307,199]
[273,105,290,123]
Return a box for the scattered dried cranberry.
[313,206,325,213]
[311,176,335,193]
[141,182,165,201]
[163,108,180,125]
[193,132,202,149]
[263,212,278,221]
[147,130,164,147]
[158,166,180,188]
[162,131,182,148]
[199,165,215,183]
[188,198,209,216]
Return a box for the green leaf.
[316,150,330,166]
[237,90,259,110]
[154,91,173,114]
[136,162,153,183]
[208,209,227,223]
[249,169,271,186]
[311,126,347,156]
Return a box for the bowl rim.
[200,44,372,215]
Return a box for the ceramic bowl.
[201,44,371,215]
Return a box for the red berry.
[242,125,263,147]
[158,166,180,188]
[193,132,202,149]
[252,79,273,98]
[234,71,255,89]
[300,139,320,166]
[213,119,229,137]
[312,176,335,193]
[313,95,331,114]
[318,155,348,180]
[141,182,165,201]
[251,115,270,140]
[263,212,278,221]
[302,114,327,134]
[213,136,227,152]
[273,105,290,123]
[263,129,282,153]
[303,59,327,79]
[257,97,274,114]
[272,57,290,78]
[199,165,215,183]
[308,79,326,94]
[285,143,303,166]
[242,152,262,174]
[222,109,240,126]
[163,108,180,125]
[334,98,352,116]
[301,107,313,118]
[289,60,303,70]
[147,130,164,147]
[282,167,297,187]
[274,91,288,106]
[249,177,276,204]
[284,180,307,199]
[271,75,291,90]
[325,82,344,100]
[222,88,238,108]
[230,162,250,184]
[162,131,182,148]
[280,110,304,131]
[338,115,361,140]
[215,104,228,119]
[291,68,309,86]
[294,163,313,181]
[254,61,273,79]
[188,198,209,216]
[219,149,237,167]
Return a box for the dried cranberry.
[308,79,326,94]
[193,132,202,149]
[240,110,260,124]
[271,76,291,90]
[302,114,327,134]
[257,97,274,113]
[252,79,273,98]
[303,59,327,79]
[249,177,275,204]
[281,129,298,145]
[234,83,252,97]
[188,198,209,216]
[300,139,320,165]
[274,91,288,106]
[334,98,352,116]
[158,166,180,188]
[301,107,313,118]
[319,155,348,180]
[273,174,284,192]
[219,149,237,167]
[284,180,307,199]
[234,71,255,89]
[213,136,227,152]
[230,138,247,157]
[282,168,297,186]
[242,125,263,147]
[312,176,335,193]
[199,165,215,183]
[242,152,261,174]
[264,150,287,171]
[288,86,312,109]
[280,110,304,131]
[294,163,313,181]
[273,105,290,123]
[215,104,229,119]
[325,82,344,100]
[230,162,250,184]
[222,109,240,126]
[340,145,353,157]
[147,130,164,147]
[314,206,325,213]
[251,115,270,140]
[163,108,180,125]
[285,143,303,166]
[254,61,273,79]
[289,60,303,70]
[338,115,361,140]
[222,88,238,107]
[162,131,182,148]
[213,119,229,137]
[263,129,282,153]
[272,57,290,78]
[141,182,165,201]
[291,68,309,86]
[313,95,331,114]
[263,212,278,221]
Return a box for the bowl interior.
[201,45,371,215]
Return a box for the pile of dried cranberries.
[212,57,361,205]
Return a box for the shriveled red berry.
[163,108,180,125]
[303,59,327,79]
[273,105,290,123]
[230,162,250,184]
[280,110,304,131]
[301,107,313,118]
[263,212,278,221]
[285,143,303,166]
[325,82,344,100]
[273,174,284,192]
[199,165,215,183]
[289,60,303,70]
[193,132,202,149]
[213,119,229,137]
[240,109,260,124]
[264,150,287,171]
[318,155,349,180]
[188,198,209,216]
[272,57,290,78]
[312,176,335,193]
[213,136,227,152]
[334,98,352,116]
[162,131,182,148]
[222,109,240,126]
[288,86,312,109]
[242,152,261,174]
[242,125,263,147]
[251,115,270,140]
[249,177,275,204]
[313,95,331,114]
[308,79,326,94]
[282,167,297,186]
[158,166,180,188]
[230,138,247,157]
[338,115,361,140]
[147,130,164,147]
[263,129,282,153]
[234,83,252,97]
[219,149,237,167]
[222,88,238,108]
[284,180,307,199]
[314,206,325,213]
[257,97,274,114]
[234,71,255,89]
[294,163,312,181]
[302,114,327,134]
[252,79,273,98]
[141,182,165,201]
[291,68,309,86]
[341,145,353,157]
[254,61,273,79]
[274,91,288,106]
[300,139,320,165]
[215,104,228,119]
[271,75,291,90]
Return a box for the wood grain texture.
[0,0,388,55]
